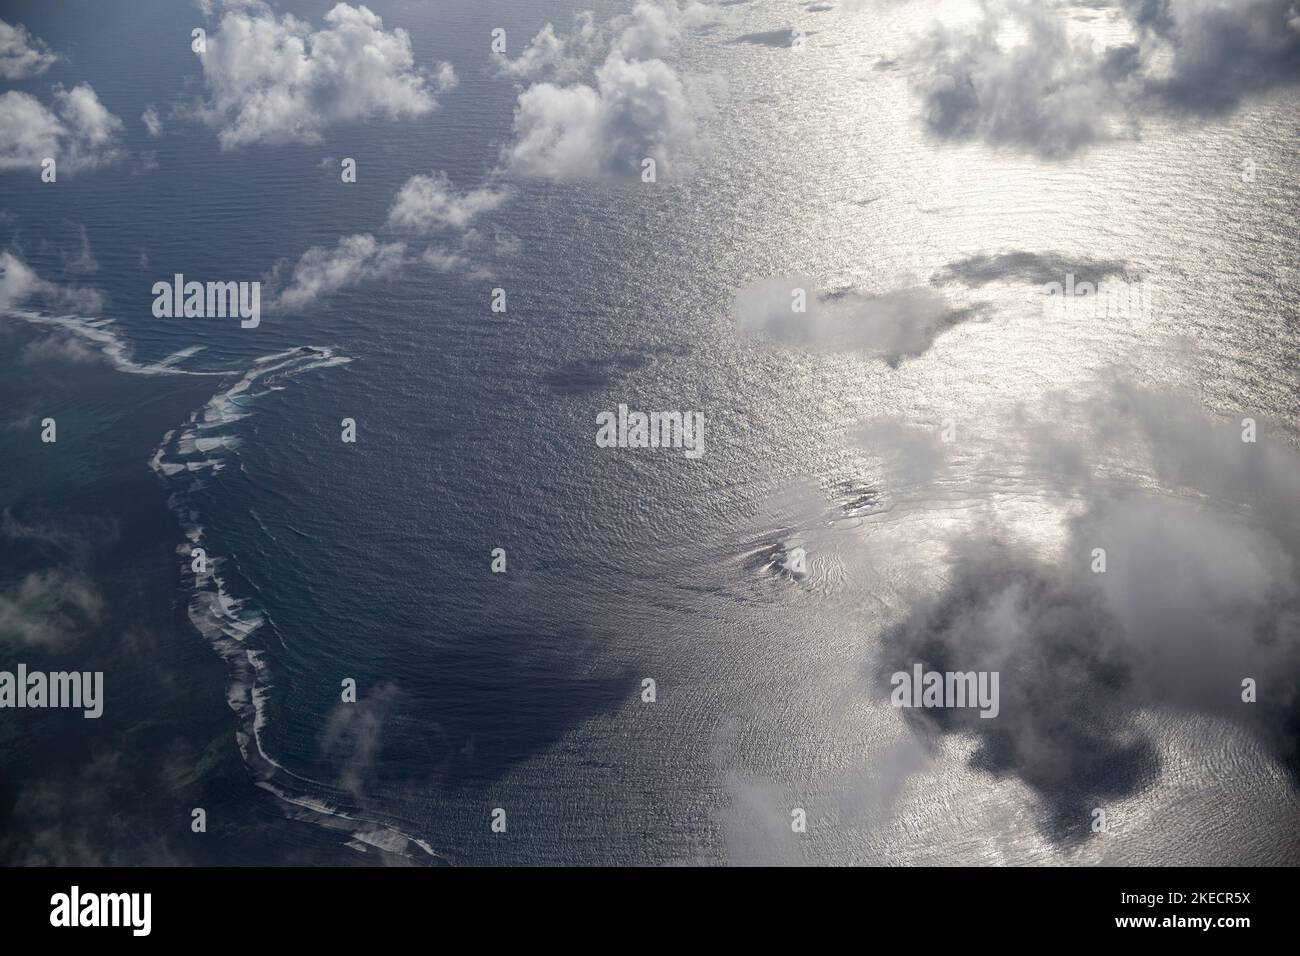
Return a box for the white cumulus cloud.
[270,233,406,310]
[386,172,510,234]
[196,2,442,148]
[500,1,726,181]
[0,18,58,80]
[0,84,124,173]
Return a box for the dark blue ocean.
[3,0,1300,866]
[4,0,806,865]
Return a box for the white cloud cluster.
[874,382,1300,831]
[196,3,442,148]
[270,233,406,310]
[908,2,1136,157]
[500,1,726,180]
[0,18,58,80]
[434,61,458,93]
[1138,0,1300,110]
[609,0,720,59]
[908,0,1300,156]
[385,172,509,233]
[383,171,513,279]
[0,84,124,173]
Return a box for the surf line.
[2,310,444,863]
[148,344,446,864]
[2,309,443,863]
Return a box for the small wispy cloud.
[269,233,406,311]
[0,18,59,80]
[734,275,984,364]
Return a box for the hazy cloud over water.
[734,275,984,364]
[875,383,1300,840]
[906,0,1300,156]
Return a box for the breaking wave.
[6,308,442,864]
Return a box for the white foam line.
[5,308,441,864]
[5,309,226,376]
[147,348,441,863]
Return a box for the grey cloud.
[0,570,104,649]
[62,224,98,275]
[874,383,1300,841]
[320,682,401,800]
[1,509,120,561]
[21,333,105,366]
[856,420,947,491]
[734,275,986,364]
[908,2,1136,158]
[932,251,1132,288]
[1141,0,1300,115]
[906,0,1300,156]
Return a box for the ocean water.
[2,0,1299,865]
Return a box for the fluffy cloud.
[0,251,104,315]
[497,13,605,83]
[908,2,1137,158]
[385,172,509,233]
[270,233,406,310]
[1135,0,1300,113]
[873,383,1300,838]
[733,275,983,364]
[0,84,124,173]
[141,105,163,138]
[501,2,725,180]
[907,0,1300,156]
[0,18,58,79]
[196,3,441,148]
[433,61,458,93]
[609,0,721,59]
[268,171,512,303]
[420,245,470,274]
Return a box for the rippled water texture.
[2,0,1298,865]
